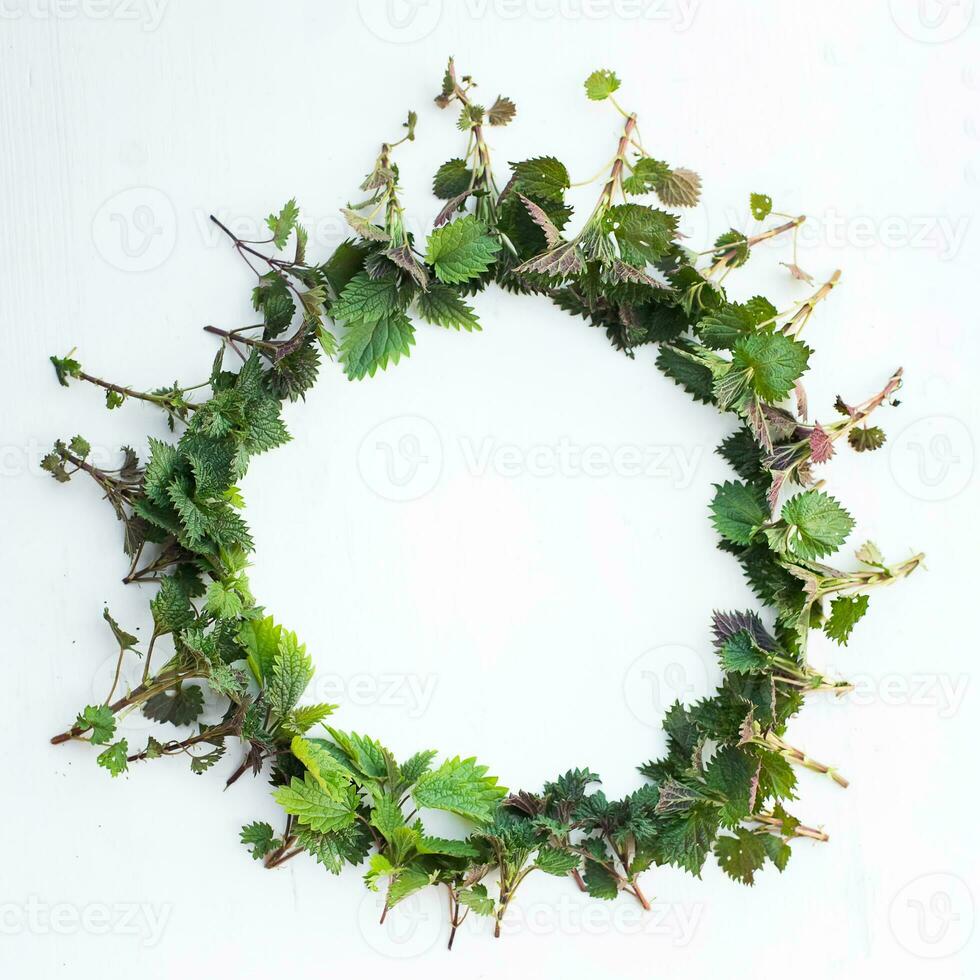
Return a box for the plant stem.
[758,732,849,788]
[50,669,197,744]
[751,813,829,842]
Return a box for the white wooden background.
[2,1,978,977]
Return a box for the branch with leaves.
[45,62,922,948]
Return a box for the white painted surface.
[2,1,978,976]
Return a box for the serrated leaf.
[370,793,407,840]
[240,821,278,860]
[823,594,870,645]
[142,684,205,727]
[719,631,770,674]
[97,739,129,778]
[266,630,314,717]
[535,846,580,877]
[779,490,854,560]
[274,773,359,833]
[424,216,501,285]
[331,273,401,325]
[487,95,516,126]
[412,756,506,823]
[457,884,494,915]
[656,168,701,207]
[326,729,390,781]
[266,198,299,250]
[710,481,767,546]
[291,736,353,800]
[715,829,767,885]
[281,703,336,737]
[508,157,570,203]
[584,69,620,101]
[416,283,480,331]
[750,193,773,221]
[340,207,389,243]
[848,426,886,452]
[433,158,472,199]
[76,704,116,745]
[340,310,416,380]
[732,332,811,402]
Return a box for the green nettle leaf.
[267,198,300,249]
[400,750,437,785]
[239,615,281,685]
[326,729,390,781]
[266,630,314,717]
[97,740,129,778]
[291,736,352,800]
[536,846,580,876]
[340,310,416,380]
[388,868,433,906]
[715,829,768,885]
[150,575,194,635]
[779,490,854,560]
[714,229,750,267]
[370,794,407,840]
[583,858,620,900]
[705,746,758,827]
[331,273,401,325]
[76,705,116,745]
[605,203,677,265]
[433,158,473,199]
[205,580,244,619]
[281,703,337,737]
[823,594,870,645]
[412,757,506,822]
[142,684,205,727]
[622,156,670,195]
[584,68,621,101]
[711,481,768,546]
[719,631,770,674]
[508,157,570,202]
[274,773,359,833]
[416,283,481,331]
[240,821,278,860]
[732,333,811,402]
[849,426,886,452]
[51,352,82,386]
[103,608,138,652]
[457,884,495,916]
[424,216,502,284]
[750,193,773,221]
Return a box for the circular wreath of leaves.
[47,63,922,948]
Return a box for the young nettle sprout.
[46,62,921,948]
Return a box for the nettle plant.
[48,63,922,948]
